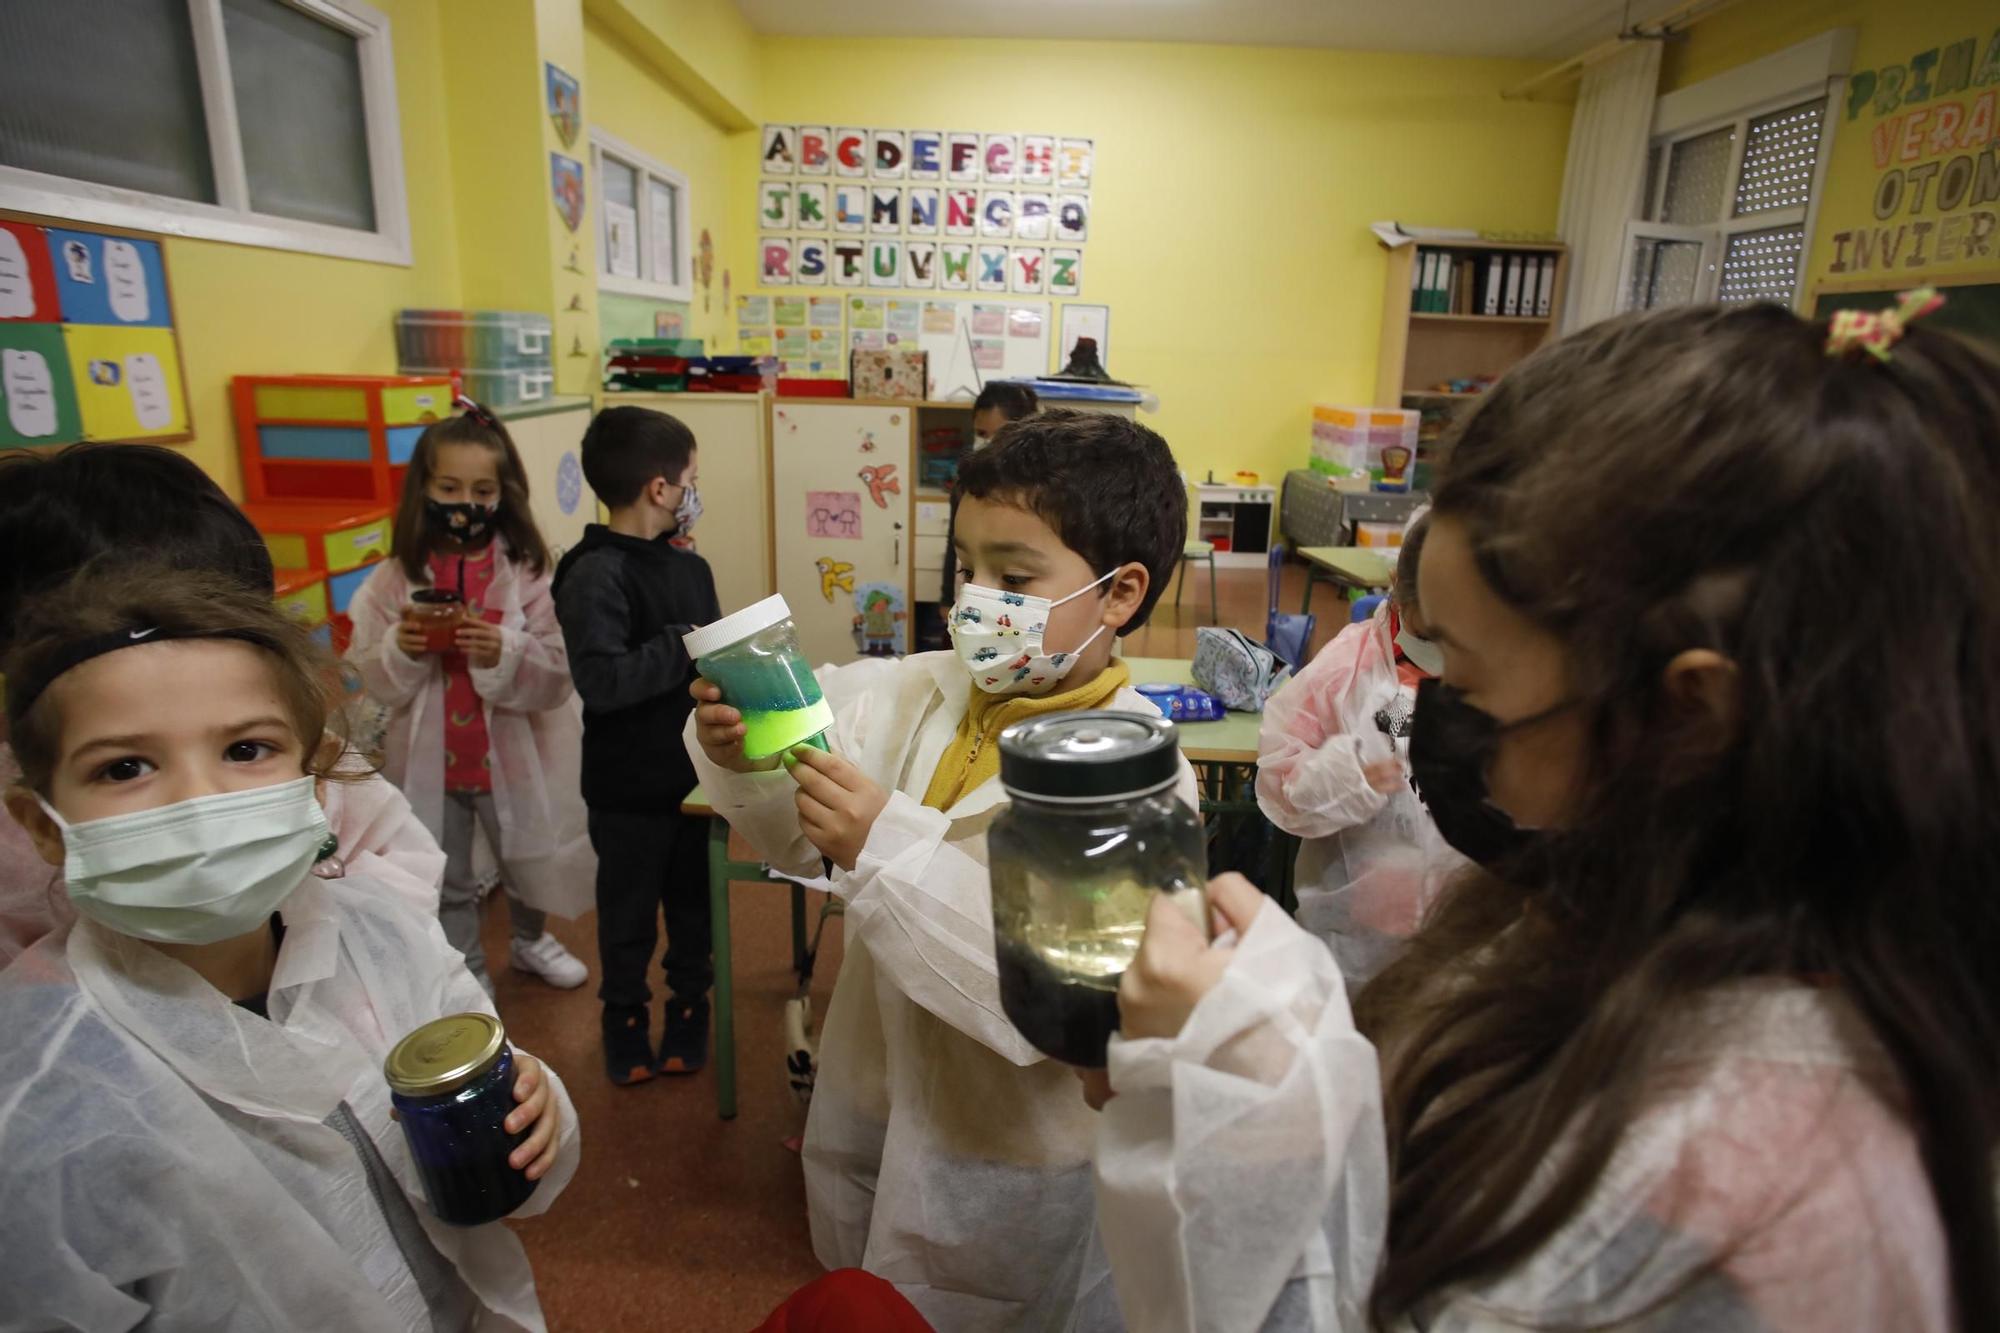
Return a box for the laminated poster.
[737,294,772,325]
[971,337,1005,370]
[739,330,775,357]
[848,297,886,330]
[1008,306,1044,340]
[776,327,811,361]
[886,300,922,335]
[809,295,845,329]
[921,302,958,335]
[970,304,1006,337]
[774,297,807,327]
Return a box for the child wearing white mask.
[1255,513,1464,986]
[687,409,1198,1332]
[0,566,578,1330]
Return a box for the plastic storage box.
[233,374,454,506]
[244,501,394,573]
[1310,405,1419,479]
[401,365,552,411]
[396,310,552,371]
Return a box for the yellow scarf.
[922,659,1131,811]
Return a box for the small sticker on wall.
[858,462,901,508]
[816,556,857,603]
[547,64,581,148]
[61,238,93,284]
[851,581,908,658]
[557,451,584,514]
[550,153,584,231]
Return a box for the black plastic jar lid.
[998,709,1181,802]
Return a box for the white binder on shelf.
[1502,255,1524,316]
[1536,254,1557,317]
[1482,256,1503,315]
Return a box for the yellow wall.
[585,13,739,350]
[1665,0,2000,299]
[166,0,463,496]
[737,38,1574,487]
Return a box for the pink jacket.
[1255,607,1462,984]
[0,743,445,969]
[344,551,594,919]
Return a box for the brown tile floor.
[485,557,1361,1330]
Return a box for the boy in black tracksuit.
[552,406,721,1085]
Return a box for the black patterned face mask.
[1409,679,1574,869]
[425,497,499,545]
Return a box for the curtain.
[1557,40,1663,332]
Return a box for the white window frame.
[590,127,693,303]
[0,0,409,266]
[1621,29,1854,312]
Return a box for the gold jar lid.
[384,1012,506,1097]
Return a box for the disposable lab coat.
[688,650,1200,1332]
[1255,608,1463,985]
[1095,902,1950,1331]
[0,869,580,1331]
[347,553,593,920]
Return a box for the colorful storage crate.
[1310,405,1419,479]
[273,567,330,627]
[233,374,454,506]
[395,310,552,371]
[244,501,394,573]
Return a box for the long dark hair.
[391,410,550,582]
[1362,303,2000,1327]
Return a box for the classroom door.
[770,401,913,665]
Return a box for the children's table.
[681,787,814,1120]
[1298,545,1394,616]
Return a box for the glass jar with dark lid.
[403,588,466,654]
[384,1012,536,1225]
[988,710,1207,1067]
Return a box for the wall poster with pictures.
[758,127,1091,296]
[0,212,191,448]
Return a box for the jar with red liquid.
[404,588,466,653]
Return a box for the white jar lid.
[682,593,795,660]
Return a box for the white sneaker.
[510,932,588,989]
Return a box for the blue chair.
[1264,543,1315,669]
[1351,592,1386,624]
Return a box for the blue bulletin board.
[0,213,192,448]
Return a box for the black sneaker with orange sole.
[657,996,710,1075]
[602,1005,655,1086]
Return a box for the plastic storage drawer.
[246,502,394,574]
[274,569,330,626]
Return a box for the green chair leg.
[1174,556,1187,608]
[1206,553,1219,625]
[709,817,737,1121]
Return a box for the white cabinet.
[1196,483,1277,568]
[771,400,914,665]
[497,397,595,564]
[608,392,772,616]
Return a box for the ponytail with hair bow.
[453,391,501,429]
[1825,286,1944,362]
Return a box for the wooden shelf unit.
[1375,238,1569,408]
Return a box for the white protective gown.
[0,870,581,1332]
[1094,900,1952,1332]
[1255,607,1463,986]
[686,650,1200,1332]
[346,552,594,920]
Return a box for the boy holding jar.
[687,410,1197,1332]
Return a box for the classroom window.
[1626,92,1834,313]
[591,128,692,303]
[0,0,409,265]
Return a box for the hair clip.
[454,392,500,429]
[1825,286,1944,362]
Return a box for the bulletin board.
[0,213,192,449]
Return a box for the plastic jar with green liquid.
[683,594,833,759]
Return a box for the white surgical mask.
[1395,623,1444,677]
[949,570,1116,695]
[40,776,330,945]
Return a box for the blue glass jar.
[384,1012,537,1226]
